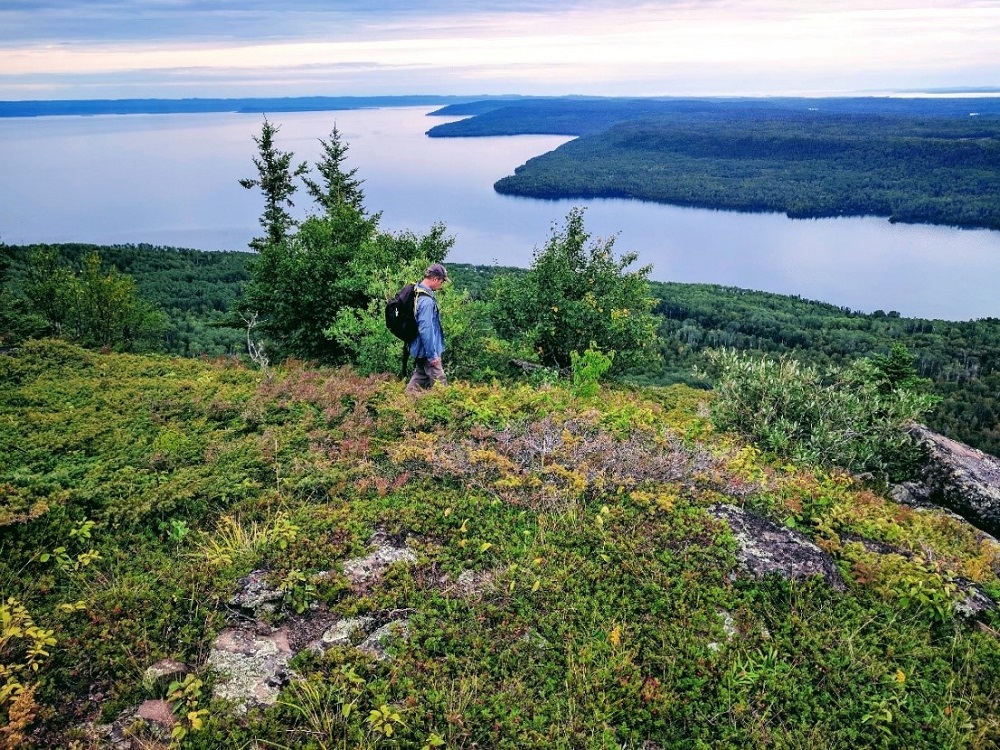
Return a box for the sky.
[1,0,999,100]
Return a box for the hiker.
[406,263,449,392]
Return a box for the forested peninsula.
[427,97,1000,230]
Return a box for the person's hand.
[429,357,442,366]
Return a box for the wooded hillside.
[3,244,998,458]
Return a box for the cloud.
[1,1,998,99]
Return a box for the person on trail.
[406,263,449,392]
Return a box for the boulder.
[708,504,845,591]
[207,627,294,710]
[906,423,1000,538]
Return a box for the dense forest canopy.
[428,97,1000,230]
[427,96,1000,137]
[3,243,998,458]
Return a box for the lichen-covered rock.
[954,583,998,620]
[207,627,294,710]
[906,423,1000,538]
[707,609,738,652]
[708,504,845,590]
[358,618,410,661]
[229,569,284,617]
[308,616,377,654]
[450,568,497,598]
[141,658,190,692]
[341,531,417,592]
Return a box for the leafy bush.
[702,346,938,481]
[20,250,165,351]
[570,345,614,398]
[487,208,661,377]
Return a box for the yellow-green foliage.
[2,340,1000,748]
[0,598,55,709]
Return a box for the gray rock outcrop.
[229,569,285,618]
[207,627,294,710]
[204,531,419,712]
[906,423,1000,537]
[708,504,845,590]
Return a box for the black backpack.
[385,284,422,378]
[385,283,419,344]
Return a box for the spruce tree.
[239,118,308,250]
[303,125,368,215]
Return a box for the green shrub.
[487,208,661,377]
[701,347,937,481]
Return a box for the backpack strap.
[399,341,410,380]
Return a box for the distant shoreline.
[0,95,493,119]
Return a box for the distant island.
[0,94,522,118]
[427,97,1000,231]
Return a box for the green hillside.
[3,339,1000,747]
[3,245,999,458]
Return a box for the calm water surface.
[2,106,999,321]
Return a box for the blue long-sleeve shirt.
[409,283,445,360]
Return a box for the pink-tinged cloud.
[1,1,998,99]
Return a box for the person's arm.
[415,294,444,361]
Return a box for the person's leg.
[406,358,432,392]
[425,358,447,387]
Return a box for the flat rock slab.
[709,504,845,591]
[308,615,377,654]
[207,627,294,710]
[307,615,410,660]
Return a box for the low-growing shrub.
[701,346,937,481]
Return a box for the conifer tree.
[239,118,308,250]
[303,125,368,215]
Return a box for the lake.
[2,106,999,321]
